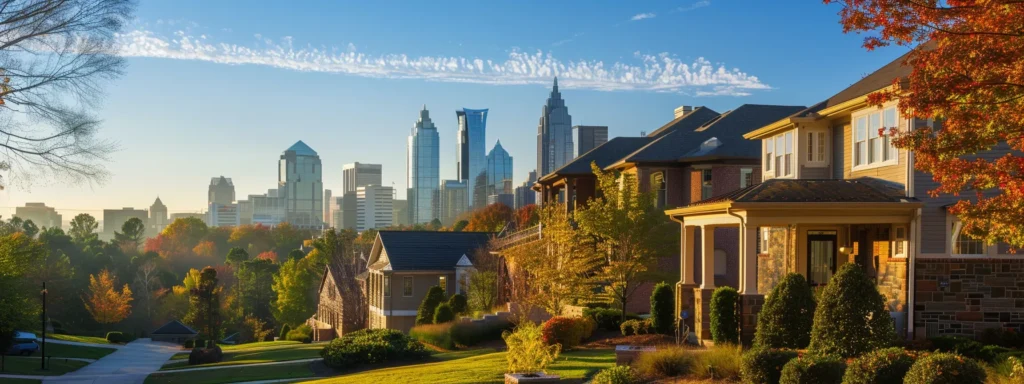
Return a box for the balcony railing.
[491,223,542,250]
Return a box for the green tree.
[238,258,278,323]
[574,163,676,321]
[115,217,146,250]
[467,270,498,313]
[433,303,455,324]
[21,220,38,238]
[0,233,46,352]
[452,220,469,232]
[809,263,895,358]
[416,286,447,325]
[226,247,250,266]
[755,273,816,349]
[448,293,468,316]
[710,286,740,345]
[649,282,674,335]
[184,267,221,339]
[286,249,305,262]
[272,257,316,326]
[69,213,99,244]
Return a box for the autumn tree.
[83,269,133,324]
[229,224,274,254]
[514,204,539,229]
[184,267,221,339]
[272,256,316,326]
[465,203,514,232]
[256,250,278,262]
[162,217,208,252]
[827,0,1024,247]
[193,241,217,258]
[575,163,677,321]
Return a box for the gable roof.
[152,320,197,335]
[646,106,720,138]
[688,179,917,207]
[370,231,493,271]
[537,137,653,183]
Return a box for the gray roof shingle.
[688,179,917,206]
[377,231,493,271]
[538,137,653,182]
[152,320,197,335]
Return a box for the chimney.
[674,105,694,119]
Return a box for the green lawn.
[45,334,111,345]
[0,379,41,384]
[145,360,317,384]
[161,342,323,370]
[220,341,301,351]
[40,342,117,360]
[308,349,616,384]
[0,356,89,376]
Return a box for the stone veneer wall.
[915,258,1024,339]
[739,294,764,345]
[692,288,714,345]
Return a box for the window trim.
[892,225,908,258]
[764,137,774,173]
[851,105,900,172]
[764,131,795,179]
[383,275,391,297]
[949,217,990,257]
[403,276,413,297]
[438,275,447,294]
[740,168,753,188]
[650,171,667,208]
[804,129,829,167]
[700,169,713,200]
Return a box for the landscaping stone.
[504,373,560,383]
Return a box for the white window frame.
[892,225,907,258]
[700,169,713,200]
[740,168,753,188]
[805,129,828,167]
[765,132,795,178]
[949,217,991,257]
[650,171,667,208]
[851,105,900,172]
[764,137,774,175]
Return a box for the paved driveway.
[42,338,181,384]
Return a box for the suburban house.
[667,49,1019,345]
[150,320,197,344]
[366,231,492,333]
[309,254,367,341]
[528,103,804,313]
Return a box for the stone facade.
[739,294,764,344]
[692,288,714,345]
[311,263,366,341]
[914,258,1024,339]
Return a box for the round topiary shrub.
[755,273,815,349]
[650,282,674,335]
[808,263,895,358]
[779,355,846,384]
[711,286,740,345]
[903,352,986,384]
[279,324,291,340]
[448,293,468,316]
[741,348,799,384]
[433,303,455,324]
[841,347,916,384]
[542,316,585,349]
[592,365,640,384]
[416,286,447,325]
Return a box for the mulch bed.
[580,331,680,349]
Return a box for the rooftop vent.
[701,137,722,149]
[674,105,694,118]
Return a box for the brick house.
[666,49,1019,344]
[309,255,367,341]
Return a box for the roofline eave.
[666,200,923,218]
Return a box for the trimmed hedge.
[779,355,845,384]
[448,294,468,316]
[710,286,740,345]
[188,345,223,365]
[650,282,674,335]
[416,286,447,325]
[620,319,651,336]
[434,303,455,324]
[320,328,429,369]
[927,335,1009,363]
[584,308,639,332]
[541,316,594,349]
[755,273,815,349]
[808,263,895,358]
[741,348,799,384]
[592,365,640,384]
[410,318,514,349]
[903,352,987,384]
[841,347,916,384]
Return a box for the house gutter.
[668,214,687,342]
[906,116,917,341]
[726,207,747,294]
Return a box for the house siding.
[370,271,455,333]
[800,165,830,179]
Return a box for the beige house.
[309,255,366,341]
[366,231,492,333]
[668,49,1021,344]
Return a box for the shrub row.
[320,328,429,369]
[409,318,514,349]
[187,344,223,365]
[286,324,313,343]
[779,355,845,384]
[620,319,652,336]
[583,308,640,332]
[541,316,595,349]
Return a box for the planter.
[615,345,656,366]
[504,373,561,383]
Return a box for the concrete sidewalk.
[42,338,180,384]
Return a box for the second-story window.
[650,171,666,207]
[701,169,713,200]
[853,106,899,170]
[439,275,447,294]
[403,276,413,297]
[764,137,774,173]
[770,132,794,178]
[383,275,391,297]
[740,168,753,188]
[807,131,827,165]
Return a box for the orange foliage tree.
[83,269,133,324]
[465,203,514,232]
[193,241,217,258]
[256,250,278,263]
[229,224,273,253]
[827,0,1024,246]
[514,204,539,229]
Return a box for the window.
[740,168,754,188]
[806,131,827,164]
[383,275,391,297]
[774,135,784,177]
[714,249,727,277]
[764,137,774,173]
[767,132,794,178]
[853,106,899,170]
[784,132,793,176]
[439,275,447,294]
[951,220,986,256]
[700,169,713,200]
[893,226,907,258]
[403,276,413,297]
[650,171,666,208]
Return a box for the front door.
[807,231,838,286]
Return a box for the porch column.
[681,225,696,285]
[700,225,716,289]
[565,177,576,214]
[741,225,758,295]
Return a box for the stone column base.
[740,294,765,345]
[692,288,715,346]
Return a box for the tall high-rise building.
[102,207,147,240]
[433,179,467,227]
[573,125,608,158]
[485,140,513,205]
[207,203,240,227]
[209,176,235,205]
[14,203,61,229]
[392,199,410,227]
[356,185,394,232]
[537,77,573,177]
[279,141,323,229]
[149,197,168,234]
[514,170,538,209]
[457,108,488,210]
[408,105,440,224]
[324,189,333,227]
[343,163,383,193]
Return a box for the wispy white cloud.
[551,32,585,47]
[114,28,769,96]
[672,0,711,13]
[630,13,657,21]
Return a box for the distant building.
[237,199,253,225]
[514,170,538,209]
[537,77,573,176]
[170,212,205,221]
[149,197,169,234]
[573,125,608,157]
[207,203,240,227]
[356,185,394,232]
[408,105,440,224]
[334,193,357,230]
[433,180,467,227]
[324,189,333,227]
[279,141,323,229]
[343,163,383,193]
[392,199,409,227]
[103,208,147,239]
[485,140,513,200]
[249,188,286,227]
[487,193,514,208]
[456,108,488,210]
[14,203,61,229]
[209,176,235,205]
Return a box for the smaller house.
[310,255,367,341]
[150,320,197,344]
[366,231,493,333]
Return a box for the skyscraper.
[514,170,538,209]
[433,179,467,227]
[149,197,168,234]
[279,141,323,229]
[343,163,383,193]
[324,189,333,227]
[573,125,608,158]
[14,203,62,229]
[537,77,573,176]
[209,176,235,205]
[486,140,513,205]
[457,108,488,209]
[408,105,440,224]
[356,185,394,232]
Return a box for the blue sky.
[2,0,909,220]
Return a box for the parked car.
[5,331,39,355]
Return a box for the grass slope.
[46,334,111,345]
[0,356,89,376]
[161,342,322,370]
[145,361,316,384]
[41,342,117,360]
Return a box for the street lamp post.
[41,282,47,370]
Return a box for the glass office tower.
[279,140,323,229]
[486,140,513,199]
[408,105,440,224]
[456,108,488,209]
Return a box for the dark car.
[5,331,39,356]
